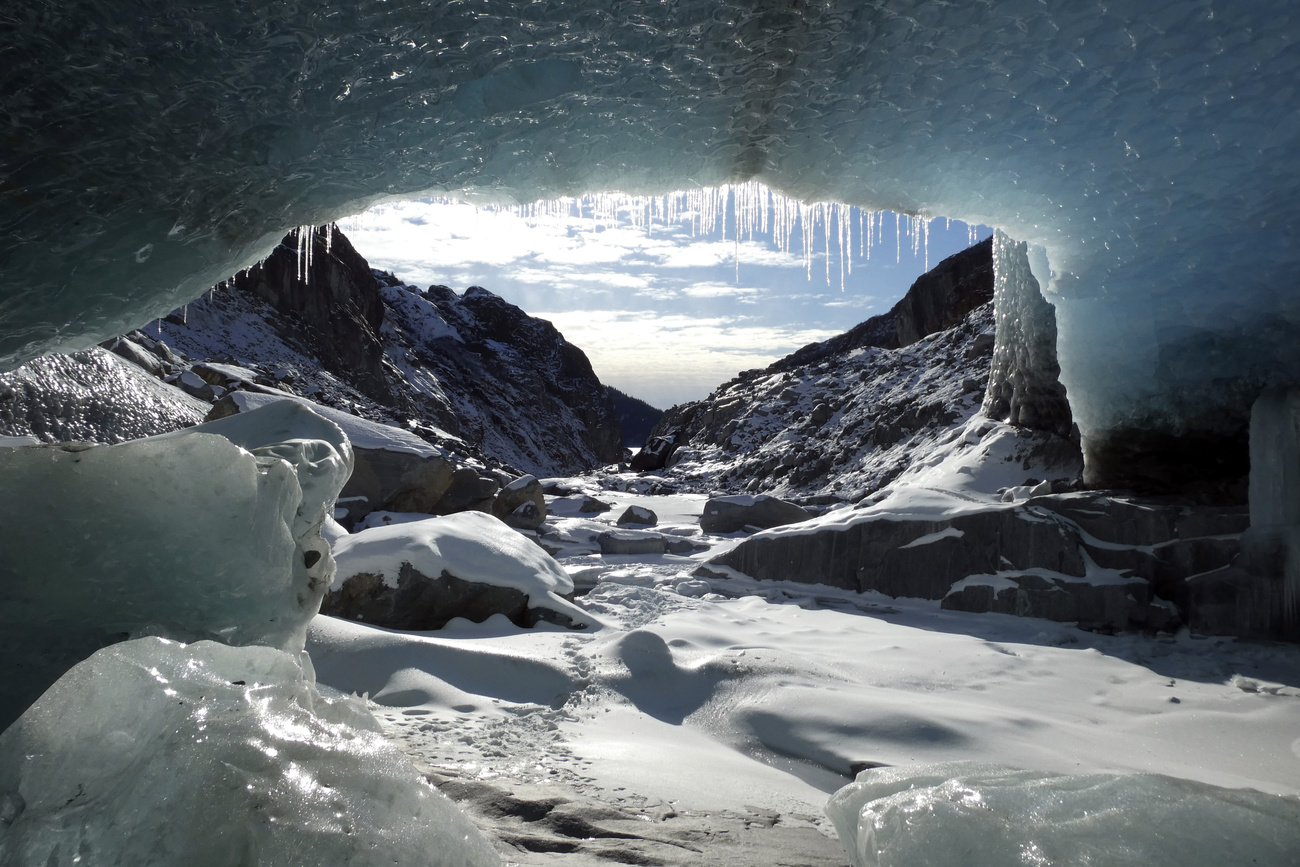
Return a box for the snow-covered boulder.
[700,494,811,534]
[0,637,497,867]
[492,474,546,529]
[323,511,586,630]
[616,505,658,527]
[597,529,668,556]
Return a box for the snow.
[227,390,458,455]
[308,570,1300,860]
[297,463,1300,861]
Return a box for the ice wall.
[3,0,1300,456]
[827,763,1300,867]
[0,401,351,728]
[981,231,1072,437]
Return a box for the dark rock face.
[706,492,1250,634]
[942,574,1183,633]
[397,282,625,474]
[700,495,811,535]
[221,226,393,403]
[893,237,995,347]
[322,563,578,630]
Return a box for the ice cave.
[3,1,1300,864]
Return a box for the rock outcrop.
[703,491,1250,634]
[699,495,811,534]
[216,226,393,403]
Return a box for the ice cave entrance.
[344,183,994,410]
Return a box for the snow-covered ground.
[308,468,1300,866]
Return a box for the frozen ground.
[308,469,1300,866]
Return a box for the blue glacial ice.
[0,401,352,728]
[0,637,496,867]
[827,762,1300,867]
[2,0,1299,455]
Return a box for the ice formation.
[0,401,350,727]
[826,762,1300,867]
[0,637,496,867]
[3,1,1299,460]
[981,231,1072,437]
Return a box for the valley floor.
[307,484,1300,866]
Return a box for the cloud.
[533,309,840,408]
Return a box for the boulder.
[700,494,811,534]
[597,530,668,556]
[616,505,658,526]
[323,563,579,630]
[436,468,501,514]
[342,448,455,518]
[504,501,545,531]
[578,496,613,514]
[630,433,679,472]
[493,474,546,524]
[103,335,166,377]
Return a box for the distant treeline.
[607,387,663,448]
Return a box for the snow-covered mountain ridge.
[143,225,624,478]
[644,237,1020,501]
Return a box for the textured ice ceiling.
[3,0,1298,453]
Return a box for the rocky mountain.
[640,237,1025,502]
[134,225,624,477]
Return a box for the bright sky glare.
[346,187,991,409]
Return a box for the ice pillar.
[981,230,1073,437]
[1242,388,1300,623]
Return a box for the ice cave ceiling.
[3,0,1299,458]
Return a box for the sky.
[345,187,991,410]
